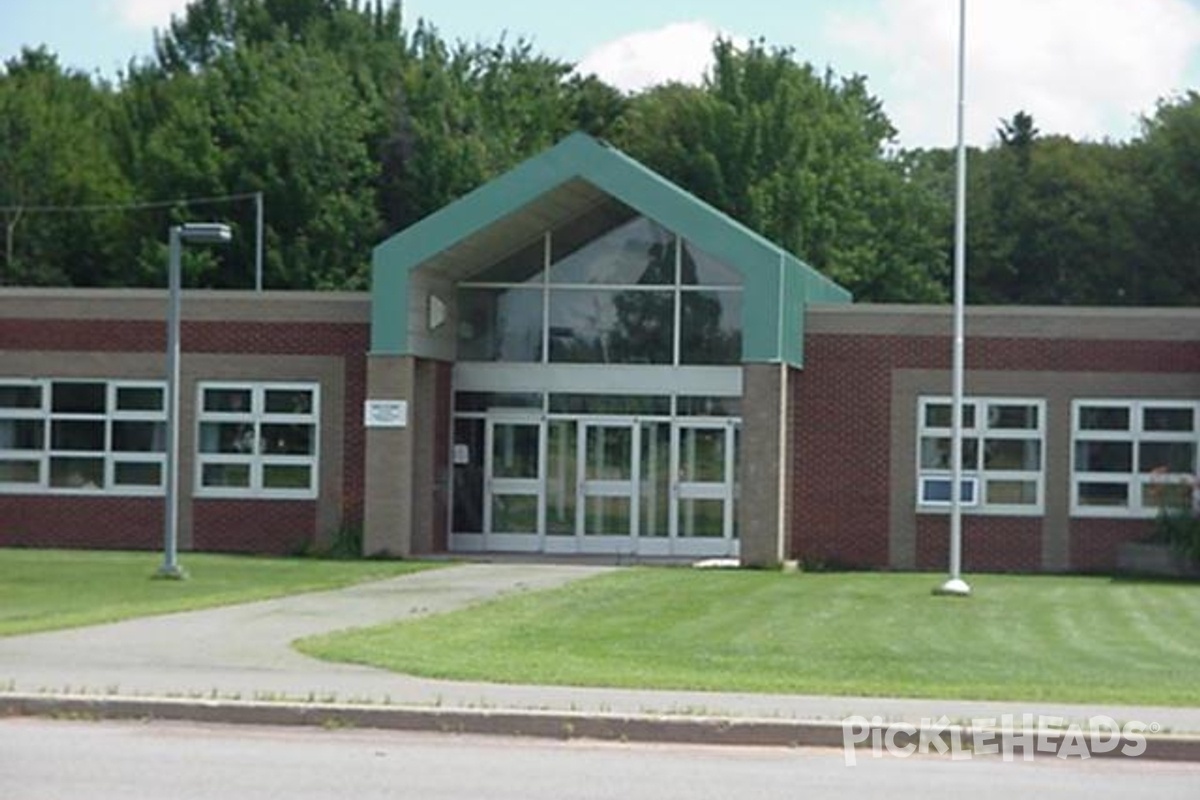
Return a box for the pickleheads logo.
[841,714,1155,766]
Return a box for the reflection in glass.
[115,387,163,412]
[679,498,724,538]
[52,382,105,414]
[492,494,538,534]
[546,420,577,535]
[457,287,543,362]
[1143,407,1194,432]
[585,496,631,536]
[114,461,161,487]
[1075,441,1132,472]
[452,418,484,533]
[113,421,165,452]
[983,439,1040,470]
[264,390,313,415]
[679,427,725,483]
[202,463,250,488]
[986,480,1037,505]
[677,396,741,417]
[200,422,256,454]
[549,394,669,416]
[680,240,742,286]
[1139,441,1196,474]
[1078,406,1130,431]
[988,404,1038,430]
[924,403,977,429]
[491,423,539,479]
[1078,482,1128,506]
[920,437,980,470]
[586,425,633,481]
[0,384,41,409]
[640,422,669,537]
[263,464,312,489]
[261,423,314,455]
[50,456,104,488]
[455,392,542,412]
[0,459,39,483]
[203,388,252,414]
[680,290,741,364]
[0,419,43,450]
[548,289,673,364]
[551,216,674,286]
[51,420,104,451]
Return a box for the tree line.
[1,0,1196,305]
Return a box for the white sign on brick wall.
[364,400,408,428]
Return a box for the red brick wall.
[791,332,1197,573]
[192,500,317,555]
[915,516,1042,573]
[0,496,161,550]
[1,317,368,555]
[1069,518,1156,573]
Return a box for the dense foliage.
[1,0,1196,305]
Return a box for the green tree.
[0,48,132,285]
[613,40,948,302]
[1137,92,1200,305]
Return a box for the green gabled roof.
[371,131,851,365]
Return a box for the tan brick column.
[362,354,416,556]
[739,363,790,567]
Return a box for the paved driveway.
[0,562,608,701]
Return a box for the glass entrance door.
[577,420,637,553]
[484,415,542,552]
[673,420,738,556]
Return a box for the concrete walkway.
[2,561,1199,747]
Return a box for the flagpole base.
[933,577,972,597]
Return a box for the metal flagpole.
[937,0,972,597]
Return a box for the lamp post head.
[176,223,233,244]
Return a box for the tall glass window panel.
[452,418,484,533]
[457,287,543,362]
[678,427,726,483]
[679,290,742,365]
[545,420,577,536]
[680,240,742,286]
[640,422,670,538]
[548,289,673,364]
[551,216,674,286]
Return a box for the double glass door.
[480,413,737,555]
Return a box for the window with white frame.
[917,397,1045,513]
[196,383,319,498]
[0,380,166,494]
[1072,400,1198,517]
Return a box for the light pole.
[157,223,232,579]
[936,0,972,597]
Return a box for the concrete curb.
[4,692,1200,762]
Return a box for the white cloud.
[575,20,744,93]
[827,0,1200,147]
[106,0,191,30]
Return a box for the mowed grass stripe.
[298,568,1200,705]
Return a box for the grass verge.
[0,548,441,637]
[298,568,1200,706]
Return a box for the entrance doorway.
[463,411,739,557]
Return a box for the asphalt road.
[4,719,1199,800]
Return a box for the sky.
[2,0,1199,148]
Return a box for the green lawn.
[298,568,1200,706]
[0,548,441,637]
